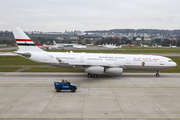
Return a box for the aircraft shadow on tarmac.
[92,74,163,78]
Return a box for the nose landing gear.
[156,70,160,77]
[87,73,98,78]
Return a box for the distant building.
[144,38,151,41]
[151,38,164,43]
[136,38,141,41]
[0,44,7,47]
[70,36,78,40]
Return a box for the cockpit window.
[168,60,173,62]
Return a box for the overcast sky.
[0,0,180,31]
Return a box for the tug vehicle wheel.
[56,88,61,92]
[71,87,76,92]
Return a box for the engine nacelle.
[105,68,123,75]
[85,67,104,74]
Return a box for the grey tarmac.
[0,73,180,120]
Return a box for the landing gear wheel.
[56,88,61,92]
[93,74,98,78]
[156,70,160,77]
[156,73,160,77]
[87,73,92,78]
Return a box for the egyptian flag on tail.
[12,27,35,46]
[12,27,44,51]
[15,39,35,46]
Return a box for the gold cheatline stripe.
[0,117,180,119]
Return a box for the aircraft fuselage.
[28,52,176,71]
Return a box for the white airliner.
[36,41,58,50]
[169,44,177,48]
[73,44,87,49]
[103,43,118,49]
[12,27,177,78]
[152,44,162,48]
[140,43,149,48]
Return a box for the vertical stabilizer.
[12,27,44,52]
[36,41,43,47]
[53,40,56,45]
[53,40,58,47]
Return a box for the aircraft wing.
[14,51,31,58]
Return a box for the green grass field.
[0,56,44,66]
[0,50,15,52]
[0,67,21,72]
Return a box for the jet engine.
[105,68,123,75]
[85,67,104,74]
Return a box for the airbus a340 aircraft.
[12,27,177,78]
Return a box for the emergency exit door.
[80,56,84,62]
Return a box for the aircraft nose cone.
[174,62,177,66]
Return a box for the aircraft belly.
[124,65,173,70]
[49,64,74,68]
[126,66,159,70]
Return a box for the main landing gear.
[156,70,160,77]
[87,73,98,78]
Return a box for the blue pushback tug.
[54,80,77,92]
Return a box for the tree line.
[95,37,180,46]
[85,29,180,35]
[95,37,131,45]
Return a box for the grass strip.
[0,67,22,72]
[0,56,44,66]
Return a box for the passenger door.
[160,58,164,65]
[43,53,48,61]
[126,56,130,64]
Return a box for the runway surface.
[0,73,180,119]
